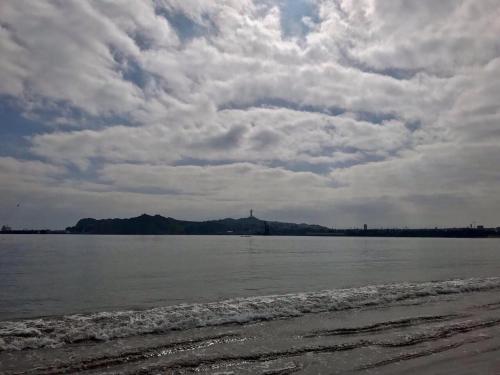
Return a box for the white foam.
[1,277,500,351]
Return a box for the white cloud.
[31,107,413,170]
[0,157,65,183]
[0,0,499,227]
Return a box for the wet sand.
[2,285,500,374]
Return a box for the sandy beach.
[2,278,500,374]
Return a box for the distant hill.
[65,214,500,237]
[66,214,333,235]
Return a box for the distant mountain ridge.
[66,214,332,235]
[65,214,500,237]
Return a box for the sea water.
[1,235,500,373]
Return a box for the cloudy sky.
[1,0,499,229]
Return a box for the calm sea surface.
[1,234,500,320]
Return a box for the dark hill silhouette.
[66,214,332,235]
[65,214,500,237]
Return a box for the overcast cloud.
[0,0,499,229]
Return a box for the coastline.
[2,278,500,374]
[2,231,499,238]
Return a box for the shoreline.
[2,277,500,373]
[2,232,499,238]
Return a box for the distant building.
[250,209,254,218]
[477,225,484,229]
[363,224,367,231]
[1,225,12,232]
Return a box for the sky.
[0,0,499,229]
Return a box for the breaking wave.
[1,277,500,351]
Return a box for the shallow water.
[1,235,500,374]
[2,278,500,374]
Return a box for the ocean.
[1,235,500,374]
